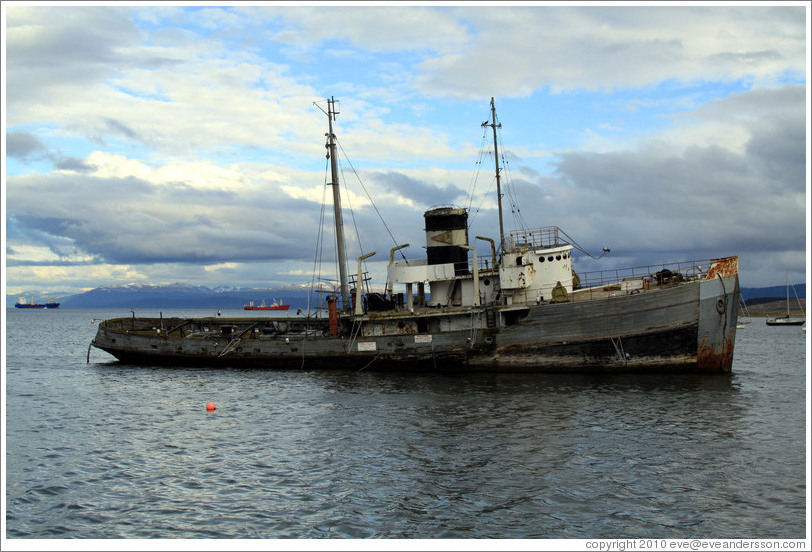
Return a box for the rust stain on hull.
[697,335,736,373]
[92,265,741,374]
[704,256,739,280]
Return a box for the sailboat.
[737,294,751,329]
[766,274,805,326]
[90,97,740,372]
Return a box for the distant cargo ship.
[244,299,290,311]
[15,296,60,309]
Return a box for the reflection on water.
[4,309,806,539]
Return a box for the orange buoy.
[205,402,216,411]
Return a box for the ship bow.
[697,257,739,372]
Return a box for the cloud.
[3,5,806,294]
[5,159,332,268]
[247,6,472,54]
[507,85,807,278]
[6,130,96,172]
[415,6,806,98]
[369,171,467,207]
[6,130,46,160]
[5,6,157,107]
[5,5,325,160]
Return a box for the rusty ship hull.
[91,260,739,373]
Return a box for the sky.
[2,1,809,298]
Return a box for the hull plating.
[92,274,739,373]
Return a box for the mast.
[482,97,506,254]
[326,97,350,311]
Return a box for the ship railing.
[475,256,499,272]
[105,315,328,337]
[505,226,564,250]
[435,255,720,291]
[575,259,712,296]
[452,256,500,275]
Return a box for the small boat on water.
[14,296,60,309]
[91,97,740,373]
[244,299,290,311]
[767,315,805,327]
[737,294,751,329]
[766,275,805,327]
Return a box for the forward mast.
[324,97,351,311]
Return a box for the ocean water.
[3,308,808,540]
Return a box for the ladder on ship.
[486,307,497,328]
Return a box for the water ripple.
[4,309,807,539]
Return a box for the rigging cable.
[468,170,496,230]
[336,137,409,266]
[335,149,374,298]
[557,227,610,259]
[495,122,529,232]
[309,156,333,312]
[465,128,490,212]
[466,127,497,229]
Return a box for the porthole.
[539,256,545,263]
[483,279,491,286]
[556,254,561,261]
[547,256,554,262]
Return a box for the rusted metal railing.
[576,259,712,291]
[505,226,563,250]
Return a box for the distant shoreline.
[741,298,805,319]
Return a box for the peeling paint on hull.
[92,272,739,373]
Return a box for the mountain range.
[5,282,806,309]
[7,283,315,309]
